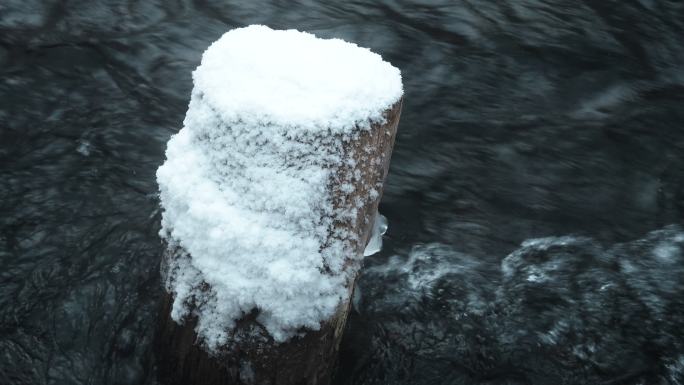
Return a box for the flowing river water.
[1,1,684,384]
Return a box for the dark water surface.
[2,1,684,384]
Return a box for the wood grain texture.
[156,99,402,385]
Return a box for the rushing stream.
[2,1,684,384]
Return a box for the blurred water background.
[1,1,684,384]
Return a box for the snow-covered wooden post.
[155,25,403,385]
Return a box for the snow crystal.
[156,25,402,349]
[76,140,91,156]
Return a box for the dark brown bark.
[156,100,402,385]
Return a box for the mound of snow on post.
[157,25,402,349]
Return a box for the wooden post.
[156,100,402,385]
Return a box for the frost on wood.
[156,25,403,350]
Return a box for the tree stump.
[155,25,403,385]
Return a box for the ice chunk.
[156,25,402,349]
[363,212,388,257]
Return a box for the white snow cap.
[194,24,403,133]
[157,25,402,350]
